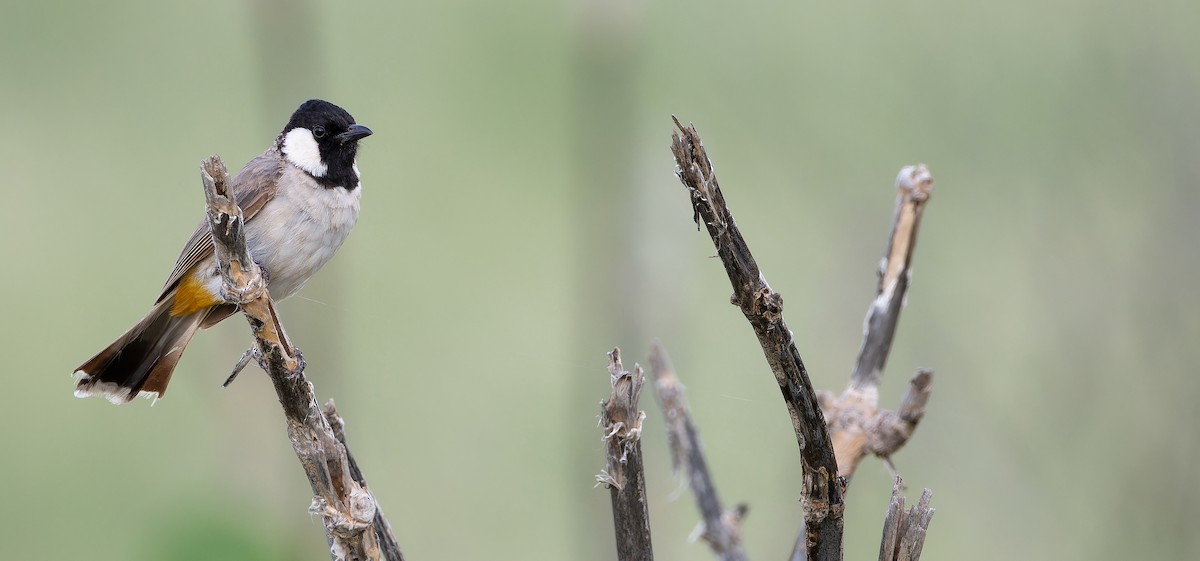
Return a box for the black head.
[276,99,372,189]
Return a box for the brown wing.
[156,150,283,303]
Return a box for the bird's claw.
[217,261,270,305]
[287,347,306,380]
[220,273,267,305]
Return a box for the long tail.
[74,298,208,404]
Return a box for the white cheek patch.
[281,127,328,177]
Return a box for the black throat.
[313,145,360,190]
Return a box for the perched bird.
[74,99,372,404]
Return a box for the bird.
[74,99,372,404]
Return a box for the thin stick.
[648,344,748,561]
[669,118,843,561]
[201,156,398,561]
[597,348,654,561]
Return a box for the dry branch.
[877,477,934,561]
[669,118,844,561]
[201,156,400,561]
[325,401,406,561]
[596,348,654,561]
[821,165,935,481]
[648,344,748,561]
[851,166,933,390]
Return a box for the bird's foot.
[220,269,267,304]
[287,347,306,379]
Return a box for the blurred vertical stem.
[570,1,644,559]
[250,0,327,113]
[247,0,345,386]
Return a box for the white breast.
[244,165,361,300]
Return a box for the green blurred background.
[2,0,1197,560]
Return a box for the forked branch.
[821,165,936,482]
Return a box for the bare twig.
[867,370,932,466]
[669,118,844,561]
[823,165,936,481]
[597,348,654,561]
[851,165,933,390]
[201,156,397,561]
[877,477,934,561]
[648,343,748,561]
[325,401,406,561]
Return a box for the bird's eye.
[312,126,326,138]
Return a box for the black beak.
[336,124,373,144]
